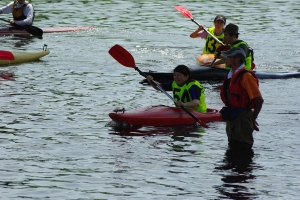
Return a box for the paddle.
[0,50,15,60]
[0,18,43,37]
[174,5,225,46]
[108,44,209,128]
[209,45,231,67]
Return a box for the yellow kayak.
[0,45,50,66]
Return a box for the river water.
[0,0,299,199]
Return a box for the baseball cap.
[221,47,246,62]
[214,14,226,24]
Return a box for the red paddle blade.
[108,44,136,69]
[0,50,15,60]
[174,5,193,19]
[198,120,209,128]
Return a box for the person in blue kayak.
[219,47,264,150]
[146,65,207,113]
[190,14,226,67]
[213,23,255,70]
[0,0,34,26]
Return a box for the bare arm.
[190,25,204,38]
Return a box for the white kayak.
[0,45,50,66]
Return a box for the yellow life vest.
[172,80,207,113]
[224,41,254,70]
[202,27,224,54]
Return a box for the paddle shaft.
[209,45,231,67]
[174,5,224,46]
[192,19,225,46]
[136,68,208,128]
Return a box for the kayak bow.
[0,45,49,65]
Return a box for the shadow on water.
[214,148,260,199]
[106,120,205,137]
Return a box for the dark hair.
[224,23,239,35]
[174,65,193,81]
[228,33,239,38]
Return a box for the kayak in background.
[141,65,300,83]
[43,26,95,33]
[0,44,50,66]
[0,25,95,36]
[109,105,223,127]
[197,54,225,68]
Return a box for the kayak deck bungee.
[109,105,223,127]
[141,65,300,83]
[0,44,50,66]
[0,25,95,35]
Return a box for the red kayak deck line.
[0,26,95,35]
[109,105,223,127]
[43,26,95,33]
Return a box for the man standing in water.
[220,47,264,150]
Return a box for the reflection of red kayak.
[0,26,95,35]
[109,105,223,127]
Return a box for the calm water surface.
[0,0,299,199]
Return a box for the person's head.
[223,23,239,44]
[173,65,191,86]
[221,47,246,69]
[214,14,226,29]
[17,0,26,3]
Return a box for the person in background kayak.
[0,0,34,26]
[146,65,207,113]
[219,47,264,150]
[190,14,226,67]
[213,23,255,70]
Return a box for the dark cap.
[224,23,239,34]
[214,14,226,24]
[221,47,246,62]
[174,65,191,76]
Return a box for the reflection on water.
[107,121,205,137]
[214,148,260,199]
[0,0,299,199]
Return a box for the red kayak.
[0,26,95,35]
[109,105,223,127]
